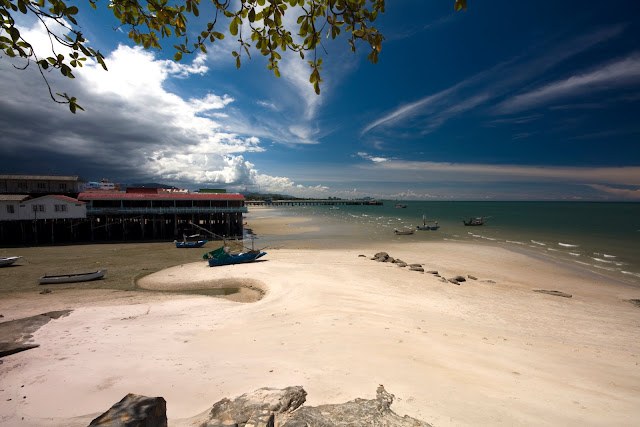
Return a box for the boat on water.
[38,270,106,285]
[329,206,340,210]
[463,217,487,226]
[394,229,414,235]
[394,203,408,208]
[417,214,440,231]
[176,240,207,248]
[204,246,267,267]
[0,256,22,267]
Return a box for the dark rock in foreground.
[0,310,71,358]
[89,393,167,427]
[279,385,432,427]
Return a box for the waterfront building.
[0,174,85,195]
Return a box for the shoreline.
[1,215,639,426]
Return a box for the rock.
[373,252,388,259]
[452,275,466,282]
[278,385,432,427]
[89,393,167,427]
[396,262,407,267]
[467,275,478,280]
[358,255,366,257]
[533,290,572,298]
[425,271,438,275]
[628,299,640,308]
[0,310,71,357]
[448,279,460,285]
[410,267,424,272]
[409,264,422,268]
[202,386,306,426]
[39,289,51,294]
[482,279,496,283]
[386,257,395,263]
[439,277,448,283]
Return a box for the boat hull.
[39,270,107,284]
[0,256,21,267]
[208,252,267,267]
[176,240,207,248]
[417,226,440,230]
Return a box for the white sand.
[1,236,639,425]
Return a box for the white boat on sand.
[0,256,22,267]
[38,270,107,285]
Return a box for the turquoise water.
[247,201,640,286]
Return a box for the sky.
[1,0,640,200]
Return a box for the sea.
[246,201,640,287]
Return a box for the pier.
[245,199,383,206]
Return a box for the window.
[32,204,45,212]
[37,183,47,190]
[6,205,15,214]
[54,204,67,212]
[59,183,67,190]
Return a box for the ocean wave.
[531,240,546,246]
[568,252,581,257]
[593,264,616,271]
[506,240,525,245]
[574,260,591,266]
[558,242,579,248]
[591,257,614,264]
[622,271,640,278]
[547,248,559,252]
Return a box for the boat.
[329,206,340,210]
[394,229,414,235]
[204,246,267,267]
[0,256,22,267]
[38,270,106,284]
[176,240,207,248]
[463,217,487,226]
[416,214,440,231]
[394,203,407,208]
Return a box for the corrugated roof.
[0,194,30,202]
[0,174,82,181]
[78,192,245,201]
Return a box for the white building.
[0,195,86,221]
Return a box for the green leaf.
[230,17,238,36]
[236,56,241,69]
[174,51,182,61]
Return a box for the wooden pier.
[245,199,383,206]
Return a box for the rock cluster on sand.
[91,385,432,427]
[369,252,487,285]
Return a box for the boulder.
[409,264,422,268]
[425,271,438,275]
[278,385,432,427]
[467,275,478,280]
[410,267,424,272]
[448,279,460,285]
[533,290,572,298]
[89,393,167,427]
[396,262,407,267]
[452,275,466,282]
[202,386,306,426]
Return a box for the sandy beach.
[1,213,639,426]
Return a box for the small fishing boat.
[204,247,267,267]
[394,203,407,208]
[38,270,106,285]
[416,214,440,231]
[0,256,22,267]
[463,217,487,226]
[394,229,414,235]
[176,240,207,248]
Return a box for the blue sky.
[1,0,639,200]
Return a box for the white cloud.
[496,55,640,113]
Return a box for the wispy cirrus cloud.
[361,24,628,136]
[495,54,640,114]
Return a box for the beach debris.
[533,290,572,298]
[358,254,367,257]
[89,393,167,426]
[467,275,478,280]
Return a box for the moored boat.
[176,240,207,248]
[0,256,22,267]
[204,247,267,267]
[463,217,487,226]
[38,270,106,285]
[394,229,414,235]
[394,203,407,208]
[417,214,440,230]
